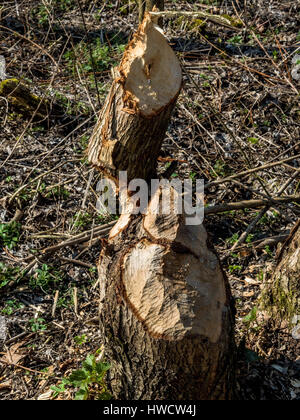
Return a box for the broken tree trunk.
[138,0,164,23]
[88,13,180,183]
[88,14,236,400]
[260,220,300,336]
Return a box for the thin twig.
[205,195,300,215]
[23,221,116,262]
[205,154,300,189]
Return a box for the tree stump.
[88,13,236,400]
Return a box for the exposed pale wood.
[89,14,236,400]
[98,185,236,399]
[88,13,181,183]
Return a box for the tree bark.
[88,13,236,400]
[138,0,164,24]
[98,191,236,399]
[88,13,180,183]
[260,220,300,329]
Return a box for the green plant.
[272,50,278,61]
[51,353,111,400]
[51,379,70,398]
[247,137,259,145]
[32,0,76,24]
[29,318,47,332]
[1,299,24,315]
[64,39,125,77]
[227,232,239,245]
[30,125,45,133]
[230,253,239,259]
[228,264,242,273]
[263,120,271,127]
[0,221,21,249]
[0,263,20,288]
[189,171,197,180]
[211,160,231,178]
[74,334,88,346]
[258,210,279,226]
[56,295,71,308]
[264,245,273,257]
[79,134,89,150]
[29,264,62,291]
[52,90,91,116]
[45,186,70,199]
[258,270,264,282]
[73,212,93,229]
[243,306,258,328]
[17,187,31,202]
[228,35,242,45]
[245,234,254,244]
[199,73,209,80]
[89,266,97,275]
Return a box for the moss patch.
[260,276,298,327]
[221,14,243,28]
[0,78,50,119]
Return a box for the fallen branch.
[23,221,116,262]
[229,170,299,252]
[59,256,95,269]
[23,194,299,261]
[205,154,300,189]
[149,10,242,31]
[243,234,289,251]
[230,205,269,252]
[205,195,300,215]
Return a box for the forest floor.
[0,0,299,400]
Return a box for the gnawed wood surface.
[88,14,181,183]
[97,186,236,399]
[89,14,236,400]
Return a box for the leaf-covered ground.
[0,0,299,400]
